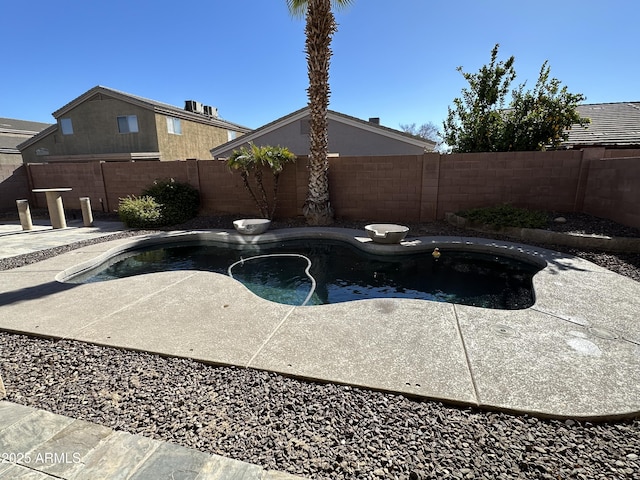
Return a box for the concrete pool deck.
[1,225,639,423]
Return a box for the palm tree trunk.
[254,167,271,218]
[239,171,268,219]
[302,0,335,225]
[270,173,281,219]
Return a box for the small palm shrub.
[457,204,548,229]
[227,144,296,219]
[141,178,200,226]
[117,195,162,228]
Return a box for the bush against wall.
[117,196,162,228]
[142,178,200,226]
[118,179,200,228]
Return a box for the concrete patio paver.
[0,401,305,480]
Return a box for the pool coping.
[1,227,639,420]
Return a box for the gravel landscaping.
[1,214,639,479]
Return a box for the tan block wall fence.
[2,148,639,229]
[0,164,30,212]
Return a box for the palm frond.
[287,0,354,18]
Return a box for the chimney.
[369,117,380,125]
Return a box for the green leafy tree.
[501,62,590,150]
[227,143,297,219]
[287,0,354,225]
[443,44,589,153]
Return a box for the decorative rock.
[2,312,640,480]
[554,216,567,223]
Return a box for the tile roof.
[563,102,640,147]
[0,118,52,134]
[0,117,52,152]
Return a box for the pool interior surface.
[67,239,542,309]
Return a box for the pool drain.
[493,324,519,337]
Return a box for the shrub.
[117,195,162,228]
[457,204,548,229]
[141,179,200,226]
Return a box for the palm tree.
[287,0,353,225]
[227,143,297,219]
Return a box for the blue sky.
[3,0,638,132]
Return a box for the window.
[227,130,237,141]
[60,118,73,135]
[167,117,182,135]
[117,115,139,133]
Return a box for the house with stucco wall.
[18,86,250,163]
[210,107,435,159]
